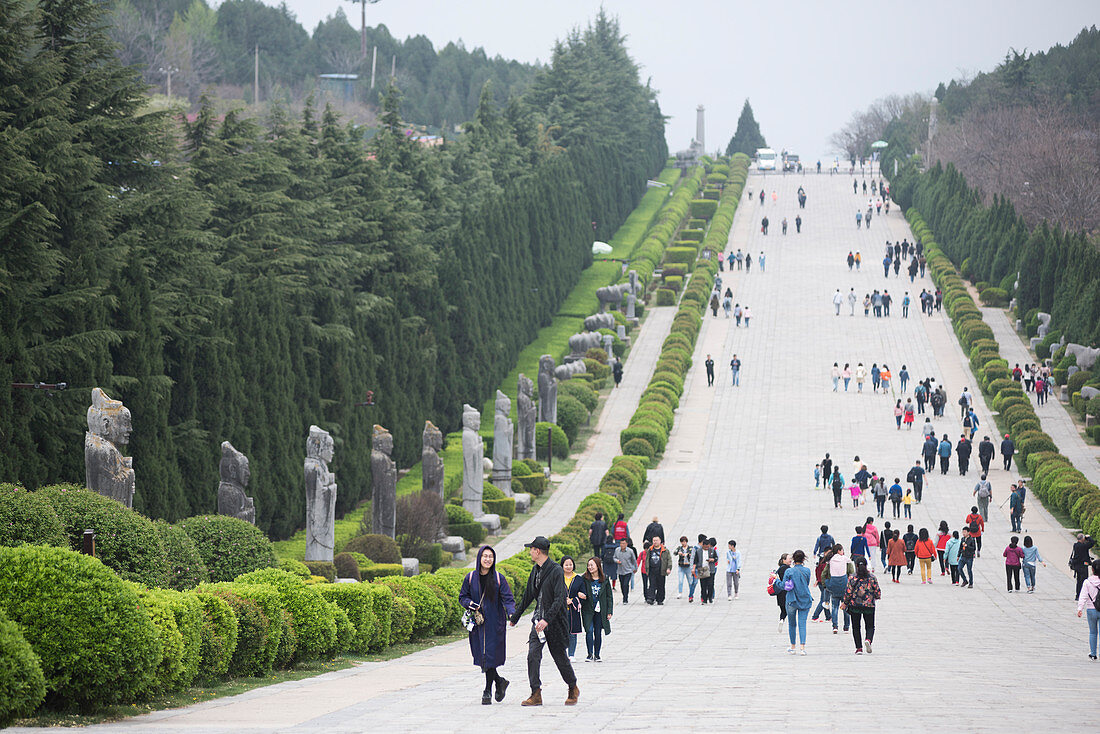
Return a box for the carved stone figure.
[554,360,587,381]
[217,441,255,524]
[517,374,537,461]
[371,425,397,538]
[617,324,627,340]
[1065,343,1100,372]
[596,283,631,312]
[538,355,557,424]
[421,420,444,497]
[304,425,337,562]
[584,313,616,331]
[1036,312,1051,339]
[84,388,135,507]
[568,331,603,358]
[626,293,637,320]
[604,333,615,361]
[629,270,639,296]
[491,391,514,495]
[461,404,485,517]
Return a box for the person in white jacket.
[832,289,844,315]
[1077,559,1100,660]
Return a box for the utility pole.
[349,1,383,59]
[158,66,179,103]
[254,44,259,105]
[370,46,377,89]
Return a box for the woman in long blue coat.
[459,545,515,705]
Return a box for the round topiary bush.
[445,504,475,526]
[38,484,170,588]
[556,394,588,445]
[0,484,67,549]
[377,577,445,638]
[389,596,415,644]
[559,381,598,412]
[341,533,401,564]
[1068,370,1093,395]
[0,609,46,725]
[175,514,276,583]
[317,584,376,654]
[192,591,238,681]
[622,437,655,460]
[511,461,533,477]
[155,520,210,590]
[203,583,280,676]
[233,568,337,661]
[279,558,311,578]
[0,545,159,705]
[536,422,570,459]
[621,424,667,454]
[333,553,361,581]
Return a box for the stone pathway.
[983,305,1100,494]
[35,171,1095,734]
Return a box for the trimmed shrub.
[0,545,159,704]
[556,394,588,444]
[583,357,611,380]
[342,534,401,564]
[664,247,698,266]
[176,514,277,583]
[585,347,608,365]
[445,504,474,525]
[368,583,394,650]
[330,603,355,655]
[234,569,338,661]
[193,591,238,681]
[389,596,415,644]
[279,558,311,578]
[1068,370,1093,395]
[559,380,598,412]
[690,199,718,219]
[39,484,170,588]
[136,587,203,692]
[511,460,533,477]
[445,521,486,546]
[655,288,675,306]
[622,437,655,460]
[621,424,667,454]
[334,553,361,581]
[979,286,1008,306]
[0,609,46,725]
[304,561,336,582]
[377,577,445,637]
[513,473,547,496]
[663,274,684,292]
[317,584,376,654]
[204,582,283,676]
[274,610,297,668]
[536,422,570,459]
[155,521,210,591]
[0,484,67,549]
[1017,432,1058,462]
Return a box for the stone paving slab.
[30,171,1095,734]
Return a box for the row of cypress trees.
[0,2,667,537]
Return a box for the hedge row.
[907,208,1100,539]
[630,166,705,289]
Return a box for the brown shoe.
[521,689,542,706]
[565,684,580,705]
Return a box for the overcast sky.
[268,0,1097,160]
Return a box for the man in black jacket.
[589,512,608,559]
[510,536,578,706]
[643,516,665,545]
[1070,533,1095,600]
[1001,434,1016,470]
[977,436,995,474]
[956,435,972,475]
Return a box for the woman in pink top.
[863,517,879,572]
[935,520,951,576]
[1004,536,1025,592]
[849,483,862,508]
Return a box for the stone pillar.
[421,420,444,497]
[371,424,397,538]
[626,293,637,320]
[603,333,615,362]
[304,425,337,562]
[217,441,256,524]
[491,390,514,496]
[537,355,557,424]
[84,388,135,508]
[516,374,536,461]
[461,404,484,518]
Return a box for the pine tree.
[725,100,768,157]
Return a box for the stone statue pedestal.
[441,535,467,562]
[476,513,502,533]
[514,492,532,513]
[401,558,420,576]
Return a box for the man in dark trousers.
[643,516,665,545]
[977,435,995,474]
[1001,434,1016,470]
[589,512,608,560]
[645,536,672,605]
[821,454,833,490]
[510,536,579,706]
[956,435,972,476]
[923,434,938,472]
[1070,533,1095,600]
[907,460,926,503]
[705,354,715,386]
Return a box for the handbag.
[697,561,711,579]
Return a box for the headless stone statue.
[537,355,557,424]
[217,441,256,524]
[516,374,536,461]
[491,390,514,496]
[371,424,397,538]
[304,425,337,562]
[422,420,444,497]
[461,404,485,517]
[626,292,637,320]
[603,333,615,361]
[84,388,135,507]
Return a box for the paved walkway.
[38,172,1094,734]
[984,305,1100,495]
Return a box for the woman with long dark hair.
[841,556,882,654]
[579,557,613,661]
[459,545,516,704]
[561,556,584,661]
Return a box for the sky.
[267,0,1098,160]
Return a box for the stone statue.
[603,333,615,361]
[304,425,337,562]
[217,441,255,524]
[84,388,135,507]
[628,269,639,296]
[596,283,631,313]
[491,391,514,495]
[461,404,485,517]
[584,313,616,331]
[617,324,627,340]
[626,292,637,320]
[1065,343,1100,372]
[568,331,603,359]
[554,360,587,381]
[517,374,536,461]
[1037,312,1051,339]
[537,355,557,424]
[371,425,397,538]
[422,420,444,497]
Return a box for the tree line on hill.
[0,1,667,538]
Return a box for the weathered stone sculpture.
[491,391,514,495]
[1037,312,1051,338]
[85,388,135,507]
[626,292,637,320]
[538,355,557,424]
[629,270,639,295]
[517,374,537,461]
[554,360,587,381]
[217,441,256,524]
[461,404,485,517]
[371,424,397,538]
[304,425,337,562]
[568,331,603,359]
[584,313,616,331]
[596,283,631,313]
[604,333,615,361]
[1066,344,1100,372]
[422,420,444,497]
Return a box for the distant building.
[319,73,358,103]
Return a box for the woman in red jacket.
[886,530,907,583]
[915,528,938,584]
[964,506,985,557]
[935,521,951,576]
[1003,536,1025,592]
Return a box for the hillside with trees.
[0,1,666,537]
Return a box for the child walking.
[903,489,913,518]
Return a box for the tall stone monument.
[217,441,256,524]
[516,374,536,461]
[603,333,615,361]
[84,388,135,508]
[304,425,337,562]
[491,390,514,496]
[626,292,637,320]
[537,355,557,424]
[422,420,444,497]
[371,424,397,538]
[461,404,484,517]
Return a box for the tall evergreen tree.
[725,99,768,156]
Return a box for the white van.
[756,148,777,171]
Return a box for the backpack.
[832,475,843,490]
[613,521,628,541]
[958,395,967,406]
[766,572,780,596]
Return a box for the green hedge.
[193,591,238,680]
[0,609,46,725]
[0,484,67,549]
[536,422,570,459]
[177,514,277,583]
[690,199,718,219]
[233,569,337,661]
[342,534,401,564]
[556,394,588,444]
[317,584,377,654]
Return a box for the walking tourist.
[1004,537,1025,593]
[1021,536,1046,593]
[785,550,813,655]
[674,536,698,602]
[915,528,937,584]
[726,540,741,600]
[1071,533,1096,600]
[841,557,881,654]
[461,545,516,705]
[579,557,612,661]
[1075,560,1100,660]
[645,537,671,605]
[562,557,583,661]
[612,537,636,603]
[946,531,961,584]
